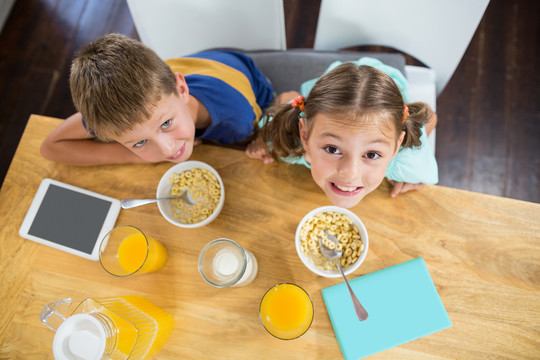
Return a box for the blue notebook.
[321,257,451,360]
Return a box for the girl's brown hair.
[259,63,433,160]
[70,33,177,140]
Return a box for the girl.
[246,61,438,209]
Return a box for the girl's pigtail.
[401,102,433,148]
[260,104,304,160]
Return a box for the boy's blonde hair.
[70,33,177,140]
[260,63,433,160]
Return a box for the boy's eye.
[134,139,147,148]
[364,152,380,160]
[161,119,172,129]
[324,146,341,155]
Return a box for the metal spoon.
[121,190,194,209]
[319,230,369,321]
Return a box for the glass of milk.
[198,238,258,287]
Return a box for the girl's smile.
[300,113,404,208]
[330,181,364,196]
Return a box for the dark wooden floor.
[0,0,538,203]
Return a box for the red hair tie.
[402,105,409,124]
[291,95,305,112]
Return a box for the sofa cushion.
[245,49,406,94]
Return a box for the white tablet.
[19,178,121,261]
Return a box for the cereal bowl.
[295,206,369,278]
[157,161,225,228]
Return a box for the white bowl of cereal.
[157,161,225,228]
[295,206,369,278]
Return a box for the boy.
[40,33,274,165]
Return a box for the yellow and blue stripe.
[166,51,273,144]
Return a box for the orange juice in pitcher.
[41,296,174,359]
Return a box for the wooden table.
[1,115,539,360]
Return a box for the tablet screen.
[27,184,113,254]
[20,179,121,260]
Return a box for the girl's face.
[112,74,196,163]
[300,113,404,209]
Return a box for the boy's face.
[112,73,196,163]
[300,113,404,209]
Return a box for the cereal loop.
[168,168,221,224]
[299,211,364,272]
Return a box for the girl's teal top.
[258,57,438,185]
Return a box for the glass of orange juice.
[259,283,314,340]
[99,225,167,276]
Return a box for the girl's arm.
[40,112,149,166]
[389,110,438,197]
[245,91,301,163]
[388,180,425,197]
[245,136,274,164]
[273,91,301,106]
[425,111,438,136]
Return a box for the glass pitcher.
[40,296,174,360]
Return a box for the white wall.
[0,0,16,35]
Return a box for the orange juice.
[120,296,175,358]
[92,296,174,359]
[94,305,139,356]
[260,283,314,339]
[117,233,168,274]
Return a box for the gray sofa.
[245,49,406,94]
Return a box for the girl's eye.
[324,146,342,155]
[161,119,172,129]
[364,152,381,160]
[134,139,147,148]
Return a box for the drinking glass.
[99,225,167,276]
[259,283,314,340]
[198,238,258,287]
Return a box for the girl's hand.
[246,136,274,164]
[387,179,425,198]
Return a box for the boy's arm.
[40,113,149,166]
